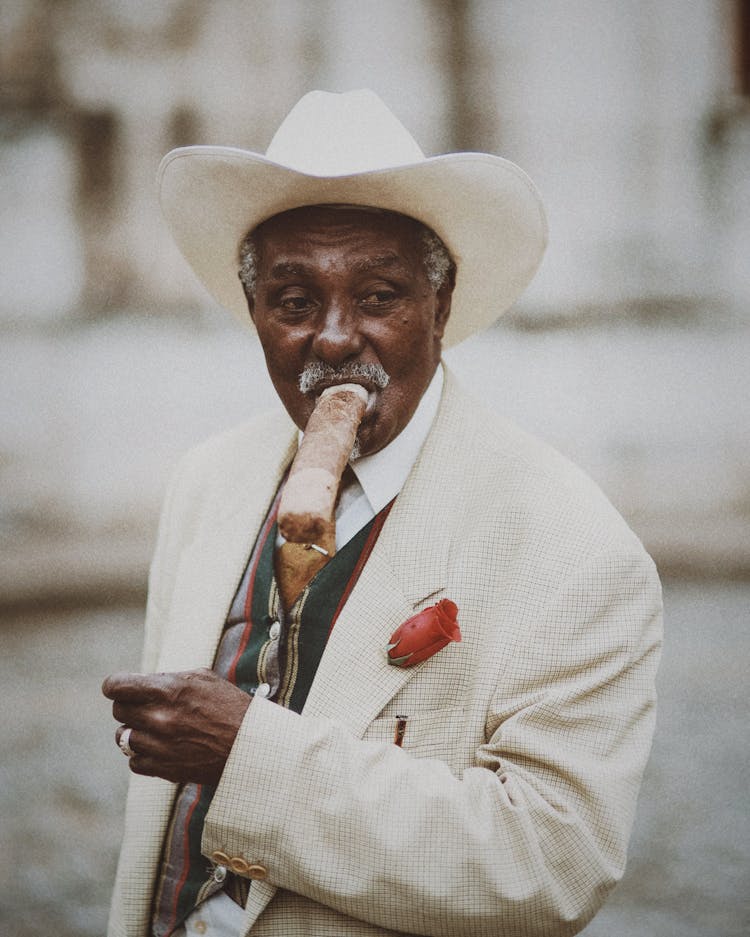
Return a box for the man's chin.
[350,421,389,460]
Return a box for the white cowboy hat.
[158,89,547,347]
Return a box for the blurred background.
[1,2,748,935]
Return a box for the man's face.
[246,206,453,457]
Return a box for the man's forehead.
[267,252,414,283]
[249,205,428,276]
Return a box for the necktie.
[274,465,358,610]
[275,528,335,611]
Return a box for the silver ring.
[119,727,135,758]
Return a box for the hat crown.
[265,89,425,177]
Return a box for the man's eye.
[361,289,397,306]
[279,294,314,313]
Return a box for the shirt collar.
[349,364,444,514]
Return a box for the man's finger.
[112,700,156,729]
[128,756,181,783]
[102,671,169,702]
[115,725,141,752]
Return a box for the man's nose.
[311,301,364,365]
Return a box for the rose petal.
[386,600,461,667]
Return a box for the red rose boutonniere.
[386,599,461,667]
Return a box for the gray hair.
[298,360,390,394]
[238,235,259,298]
[238,212,454,299]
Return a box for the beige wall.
[1,0,748,603]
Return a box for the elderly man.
[103,90,662,937]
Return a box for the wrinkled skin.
[103,206,453,783]
[103,669,251,785]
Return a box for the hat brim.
[158,147,547,347]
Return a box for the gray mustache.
[298,362,390,394]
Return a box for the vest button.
[212,864,227,883]
[255,682,271,698]
[269,620,281,640]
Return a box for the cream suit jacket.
[108,367,662,937]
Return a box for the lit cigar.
[278,383,369,551]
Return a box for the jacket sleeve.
[203,549,662,937]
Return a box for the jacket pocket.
[364,708,473,774]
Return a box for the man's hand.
[102,669,252,786]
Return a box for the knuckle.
[150,708,170,730]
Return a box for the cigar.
[278,383,368,548]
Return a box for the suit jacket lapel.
[157,413,297,673]
[303,368,474,735]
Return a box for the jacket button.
[230,856,251,875]
[247,863,268,881]
[210,849,231,866]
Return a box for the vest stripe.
[227,491,281,685]
[329,497,395,636]
[170,786,203,923]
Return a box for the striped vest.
[151,491,394,936]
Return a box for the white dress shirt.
[335,364,443,546]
